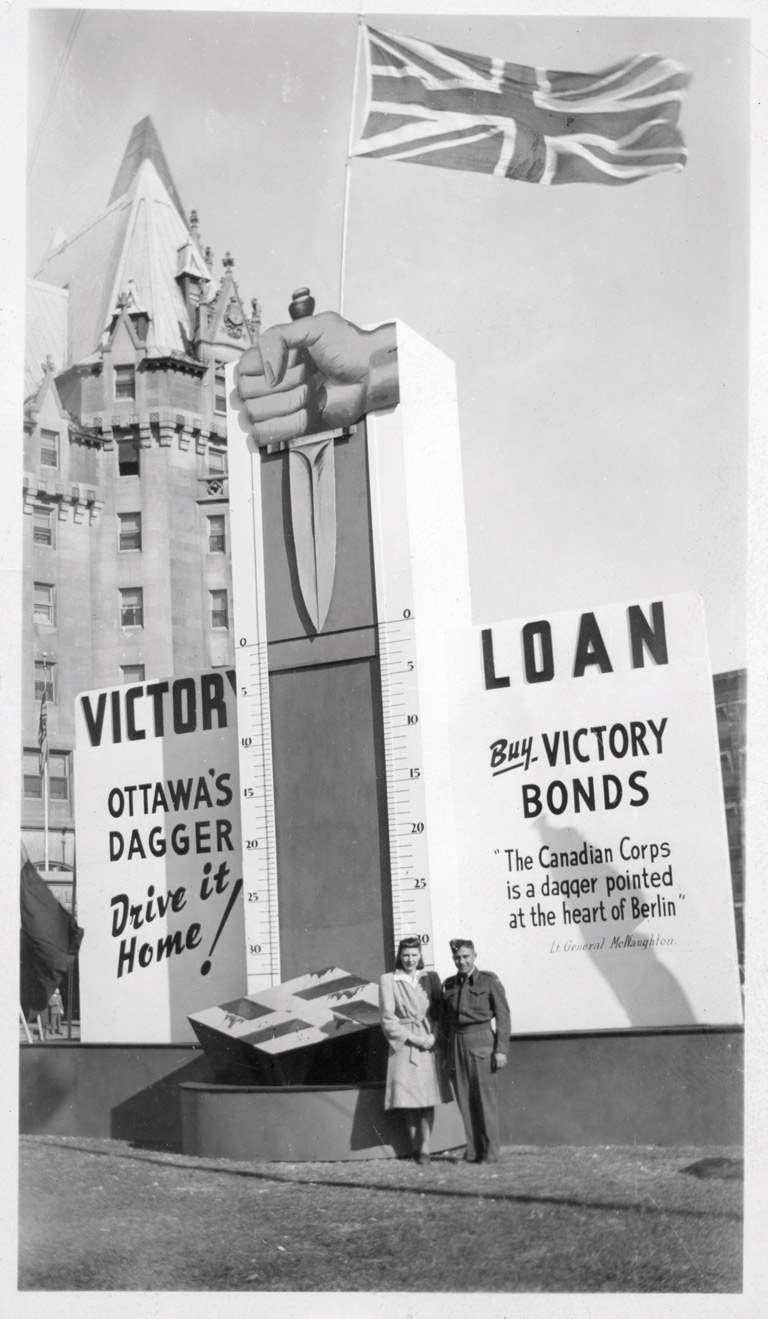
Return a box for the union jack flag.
[352,26,691,186]
[38,689,49,778]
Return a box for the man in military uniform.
[441,938,511,1163]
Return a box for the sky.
[16,4,754,679]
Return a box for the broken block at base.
[188,967,389,1086]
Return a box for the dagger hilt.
[288,287,323,430]
[288,287,315,320]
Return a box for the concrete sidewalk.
[19,1019,80,1043]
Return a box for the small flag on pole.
[38,687,48,777]
[352,26,691,186]
[20,843,83,1017]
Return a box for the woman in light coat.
[379,936,450,1164]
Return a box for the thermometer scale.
[227,315,469,987]
[228,436,280,990]
[367,405,435,956]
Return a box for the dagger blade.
[287,430,340,632]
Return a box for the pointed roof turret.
[33,118,256,368]
[36,147,212,363]
[109,115,186,219]
[197,250,255,350]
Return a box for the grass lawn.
[18,1136,742,1292]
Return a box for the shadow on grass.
[680,1156,743,1180]
[24,1136,742,1223]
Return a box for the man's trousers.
[448,1023,500,1162]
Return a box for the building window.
[120,587,144,629]
[115,366,136,401]
[34,661,56,702]
[49,751,71,801]
[118,512,142,551]
[214,362,227,415]
[121,664,145,684]
[210,589,229,629]
[207,514,226,553]
[33,582,55,624]
[23,750,69,800]
[23,749,43,799]
[33,506,54,546]
[40,429,59,467]
[118,439,140,476]
[208,447,227,474]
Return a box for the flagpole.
[339,14,365,316]
[43,760,49,870]
[40,660,50,871]
[68,833,77,1039]
[35,666,53,1036]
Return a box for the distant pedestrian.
[48,987,63,1036]
[379,936,451,1164]
[441,939,510,1163]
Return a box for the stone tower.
[22,116,259,889]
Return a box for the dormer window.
[115,366,135,401]
[214,362,227,415]
[131,311,150,343]
[40,429,59,467]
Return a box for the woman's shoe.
[416,1152,431,1166]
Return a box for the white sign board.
[74,670,246,1042]
[446,593,743,1032]
[226,326,469,985]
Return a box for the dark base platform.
[19,1028,743,1150]
[180,1079,466,1162]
